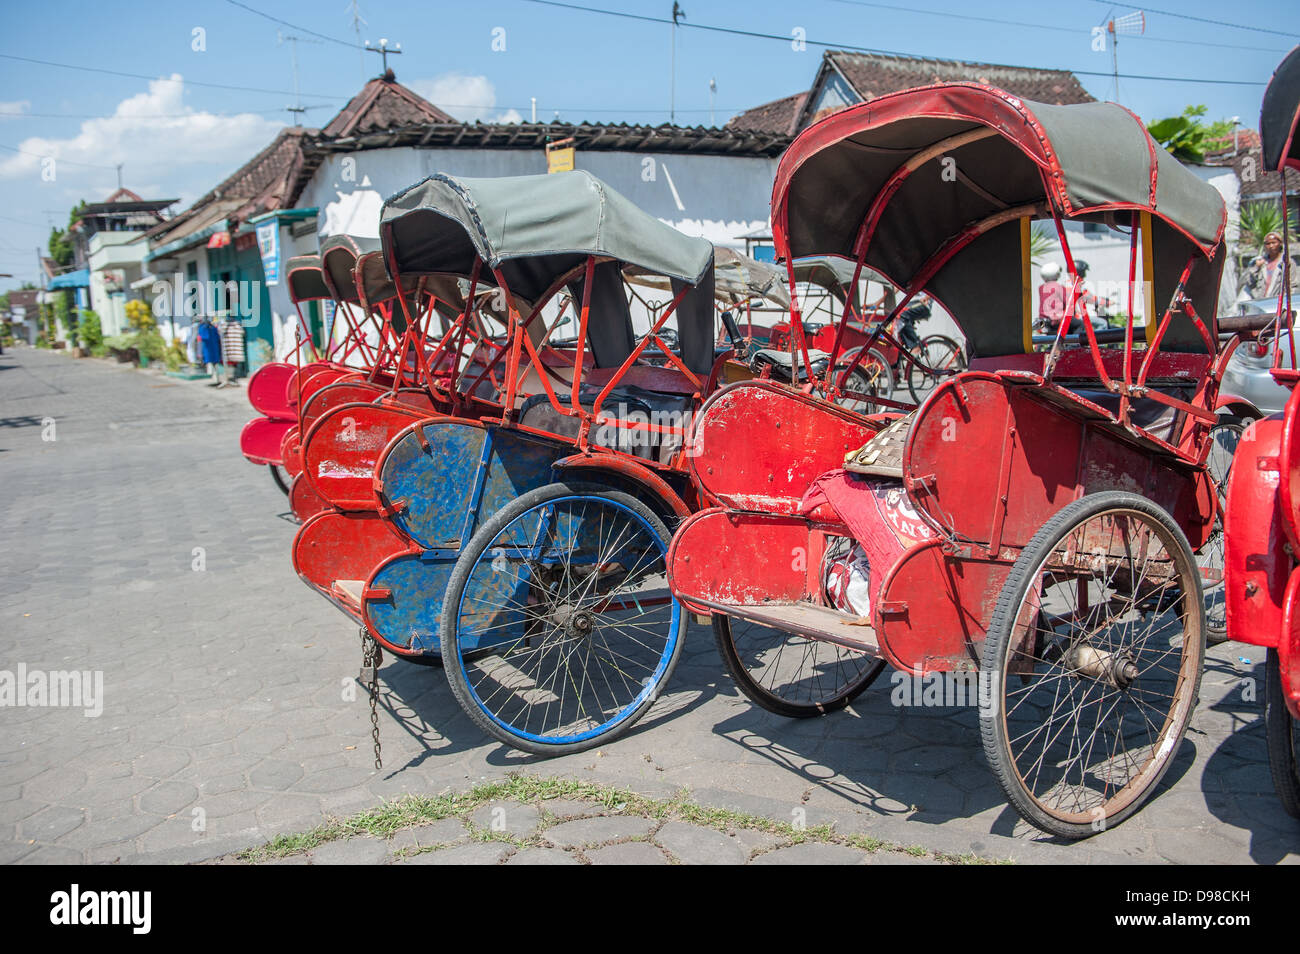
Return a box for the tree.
[1238,199,1299,253]
[47,227,74,268]
[1146,105,1235,164]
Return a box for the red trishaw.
[1224,46,1300,817]
[669,84,1235,837]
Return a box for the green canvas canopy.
[773,84,1228,356]
[625,246,791,308]
[380,170,714,303]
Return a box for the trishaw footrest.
[331,579,366,611]
[693,597,880,655]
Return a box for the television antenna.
[347,0,367,81]
[277,31,322,125]
[1107,11,1145,103]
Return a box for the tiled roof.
[827,51,1094,107]
[146,127,316,250]
[322,69,454,138]
[1221,145,1300,199]
[725,91,809,136]
[8,289,39,308]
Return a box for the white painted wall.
[299,146,779,338]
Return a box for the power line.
[224,0,363,49]
[0,142,121,170]
[516,0,1270,87]
[827,0,1290,53]
[0,52,355,99]
[0,106,335,120]
[1082,0,1300,39]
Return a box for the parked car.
[1220,298,1297,415]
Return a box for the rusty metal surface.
[687,380,877,514]
[299,379,390,435]
[290,510,414,616]
[301,402,426,511]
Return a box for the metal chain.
[359,627,382,770]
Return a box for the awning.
[47,269,89,289]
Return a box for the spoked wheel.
[713,615,885,717]
[269,463,291,496]
[906,334,966,403]
[833,348,893,412]
[1265,649,1300,818]
[440,481,687,755]
[1201,417,1245,645]
[980,492,1204,839]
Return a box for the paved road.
[0,346,1295,864]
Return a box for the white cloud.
[407,73,521,124]
[0,100,30,120]
[0,76,284,193]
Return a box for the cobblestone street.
[1,347,1296,864]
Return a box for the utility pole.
[709,77,716,127]
[670,3,685,124]
[115,163,123,190]
[365,38,402,75]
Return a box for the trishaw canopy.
[772,84,1227,357]
[381,171,719,373]
[286,254,332,303]
[1262,46,1300,173]
[320,234,381,304]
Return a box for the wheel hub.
[1066,643,1139,689]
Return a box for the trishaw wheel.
[440,481,687,755]
[1265,649,1300,819]
[834,350,893,413]
[713,616,885,717]
[1201,417,1244,645]
[269,463,291,497]
[905,335,965,404]
[979,491,1204,839]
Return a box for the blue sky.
[1,0,1295,292]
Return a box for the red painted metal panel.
[300,379,389,435]
[289,473,331,522]
[875,540,1011,675]
[1225,415,1288,648]
[246,362,296,421]
[1282,568,1300,720]
[906,373,1212,552]
[383,389,440,414]
[239,416,294,465]
[299,368,361,411]
[291,510,415,616]
[285,361,334,408]
[667,507,815,606]
[1279,386,1300,554]
[687,380,877,514]
[280,425,303,478]
[301,402,428,510]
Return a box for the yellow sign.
[546,138,575,174]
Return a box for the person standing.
[1243,231,1297,299]
[219,317,246,389]
[197,317,224,386]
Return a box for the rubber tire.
[712,614,885,718]
[979,491,1205,839]
[1266,649,1300,818]
[269,463,291,496]
[834,348,893,412]
[1204,416,1247,645]
[440,481,687,755]
[906,335,966,404]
